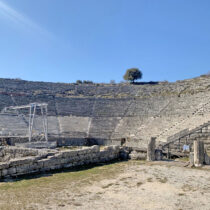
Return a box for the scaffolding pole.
[2,103,48,142]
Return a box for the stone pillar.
[189,152,194,166]
[147,137,156,161]
[194,140,204,167]
[155,149,163,161]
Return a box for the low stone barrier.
[0,145,120,179]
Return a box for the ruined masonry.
[0,145,120,178]
[0,76,210,175]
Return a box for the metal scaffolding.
[2,103,48,142]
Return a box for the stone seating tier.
[0,77,209,148]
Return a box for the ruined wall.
[0,145,120,178]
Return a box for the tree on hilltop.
[123,68,142,83]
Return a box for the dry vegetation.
[0,161,210,210]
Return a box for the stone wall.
[0,145,120,178]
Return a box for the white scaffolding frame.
[2,103,48,142]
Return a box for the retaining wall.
[0,145,120,179]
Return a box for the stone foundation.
[0,145,120,179]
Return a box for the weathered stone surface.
[147,137,156,161]
[1,77,210,149]
[0,145,121,178]
[155,149,162,161]
[189,152,194,166]
[204,152,210,165]
[129,151,146,160]
[194,140,204,167]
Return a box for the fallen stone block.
[129,151,146,160]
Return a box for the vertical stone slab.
[147,137,156,161]
[204,151,210,165]
[189,152,194,166]
[194,140,204,167]
[155,149,162,161]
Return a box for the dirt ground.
[0,160,210,210]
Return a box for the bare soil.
[0,161,210,210]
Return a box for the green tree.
[76,80,82,84]
[123,68,142,83]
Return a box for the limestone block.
[147,137,156,161]
[37,160,44,168]
[155,149,163,161]
[54,153,63,159]
[0,163,9,170]
[47,158,61,166]
[60,151,70,158]
[2,169,8,176]
[91,145,100,153]
[29,163,40,171]
[63,163,73,168]
[129,151,146,160]
[189,152,194,166]
[9,157,34,167]
[194,140,204,167]
[7,167,16,175]
[73,156,79,162]
[16,164,30,174]
[112,145,120,153]
[204,152,210,165]
[84,148,92,154]
[103,146,113,152]
[59,158,69,164]
[99,150,109,157]
[54,165,62,170]
[78,150,86,155]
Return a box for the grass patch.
[177,157,189,162]
[0,161,129,210]
[147,177,153,182]
[137,181,143,186]
[101,183,114,189]
[157,177,168,183]
[182,184,196,192]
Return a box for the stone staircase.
[161,120,210,152]
[0,114,28,136]
[156,95,210,142]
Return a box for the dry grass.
[0,160,209,210]
[157,177,168,183]
[0,161,129,210]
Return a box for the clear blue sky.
[0,0,210,83]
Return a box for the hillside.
[0,76,210,148]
